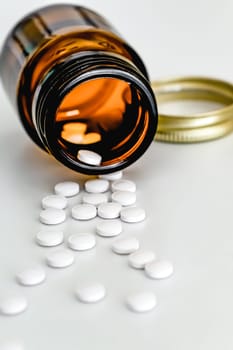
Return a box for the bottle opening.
[54,77,151,168]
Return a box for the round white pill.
[126,291,157,313]
[36,230,64,247]
[16,266,46,286]
[120,207,146,223]
[96,220,122,237]
[39,208,66,225]
[112,191,136,206]
[145,260,174,279]
[84,179,109,193]
[68,233,96,251]
[46,249,75,268]
[63,122,87,133]
[82,132,101,144]
[128,250,156,269]
[54,181,80,197]
[98,202,122,219]
[75,282,106,303]
[71,204,97,220]
[77,150,102,165]
[41,194,68,210]
[0,340,24,350]
[0,296,28,316]
[82,193,108,206]
[112,237,139,255]
[61,130,84,144]
[99,171,123,181]
[112,179,136,192]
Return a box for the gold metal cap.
[152,77,233,143]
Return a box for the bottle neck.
[32,51,157,175]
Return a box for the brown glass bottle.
[0,4,157,174]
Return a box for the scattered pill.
[75,282,106,303]
[24,172,171,313]
[128,250,156,269]
[71,204,97,220]
[98,202,122,219]
[112,237,139,255]
[46,249,75,268]
[68,233,96,251]
[96,220,122,237]
[145,260,174,279]
[0,340,24,350]
[112,179,136,192]
[120,207,146,223]
[54,181,80,197]
[16,266,46,286]
[41,194,68,210]
[0,296,28,316]
[39,208,66,225]
[85,179,109,193]
[99,171,123,181]
[36,230,64,247]
[112,191,136,206]
[126,291,157,313]
[77,150,102,165]
[82,193,108,206]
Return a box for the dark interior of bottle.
[55,77,149,166]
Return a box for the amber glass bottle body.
[0,4,157,174]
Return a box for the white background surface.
[0,0,233,349]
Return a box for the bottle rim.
[32,51,158,174]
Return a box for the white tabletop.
[0,0,233,349]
